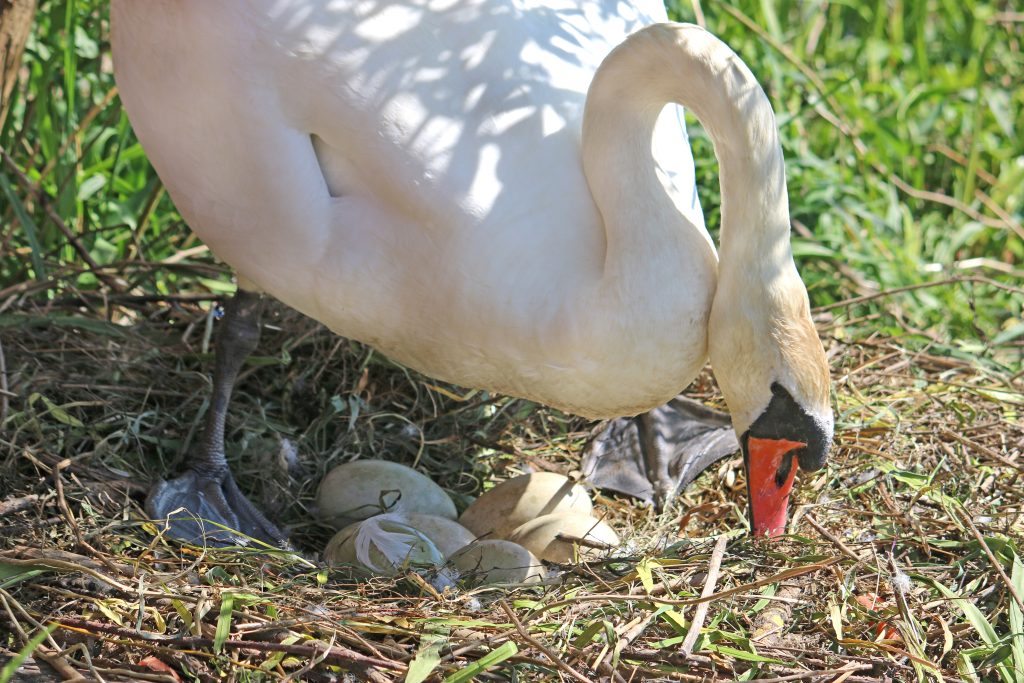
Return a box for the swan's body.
[112,0,716,418]
[112,0,833,540]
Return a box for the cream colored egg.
[324,513,444,575]
[507,513,619,563]
[403,513,478,557]
[316,460,457,529]
[458,472,592,539]
[448,540,546,585]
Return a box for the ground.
[1,293,1021,681]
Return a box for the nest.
[0,293,1022,682]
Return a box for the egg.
[316,460,457,529]
[507,512,619,563]
[323,513,445,575]
[403,513,478,557]
[448,540,546,586]
[458,472,593,539]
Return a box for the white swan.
[111,0,832,542]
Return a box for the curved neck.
[582,23,792,281]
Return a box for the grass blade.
[0,172,46,280]
[443,641,517,683]
[213,592,234,654]
[1010,554,1024,683]
[0,624,57,683]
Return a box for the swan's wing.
[113,1,435,333]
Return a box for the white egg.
[403,513,478,557]
[448,540,546,585]
[458,472,592,539]
[316,460,457,529]
[323,513,445,575]
[507,512,619,563]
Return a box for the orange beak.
[746,437,806,538]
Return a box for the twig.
[941,428,1024,474]
[52,616,404,674]
[742,666,872,683]
[498,600,592,683]
[814,276,1024,313]
[680,534,728,654]
[0,494,39,517]
[804,514,864,562]
[0,553,134,593]
[50,460,120,577]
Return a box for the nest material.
[0,296,1022,682]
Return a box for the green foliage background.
[1,0,1022,364]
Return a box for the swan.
[110,0,833,544]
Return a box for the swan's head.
[708,265,833,537]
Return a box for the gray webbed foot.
[582,396,739,510]
[147,469,288,547]
[145,288,291,549]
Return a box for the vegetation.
[0,0,1021,681]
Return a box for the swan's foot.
[147,469,288,547]
[582,395,739,510]
[146,287,289,548]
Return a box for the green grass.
[0,1,1022,681]
[677,0,1023,354]
[2,0,1022,355]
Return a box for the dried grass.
[1,295,1021,681]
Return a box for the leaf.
[0,173,46,281]
[27,393,85,428]
[405,631,447,683]
[830,602,844,641]
[985,88,1015,137]
[938,616,954,659]
[572,620,606,648]
[73,24,99,59]
[930,580,999,647]
[635,557,658,593]
[659,609,688,636]
[0,562,46,589]
[171,600,193,634]
[93,599,126,626]
[1009,553,1024,679]
[138,656,182,683]
[992,322,1024,347]
[973,388,1024,406]
[214,592,234,654]
[443,641,518,682]
[76,173,107,201]
[707,644,784,664]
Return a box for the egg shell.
[316,460,457,529]
[507,512,619,563]
[448,540,546,585]
[323,514,444,575]
[403,513,478,557]
[458,472,592,539]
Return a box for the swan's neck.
[582,23,793,285]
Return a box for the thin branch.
[680,534,728,654]
[814,276,1024,313]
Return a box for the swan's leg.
[581,396,739,510]
[146,289,288,547]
